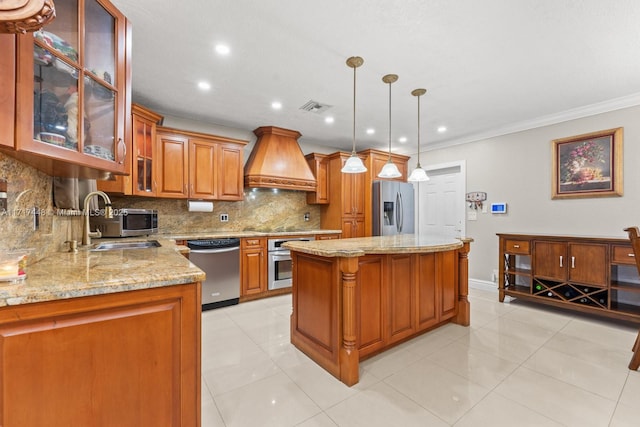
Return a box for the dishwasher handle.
[189,246,240,254]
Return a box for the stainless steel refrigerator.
[372,180,415,236]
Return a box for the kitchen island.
[284,234,472,386]
[0,239,204,427]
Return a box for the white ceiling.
[110,0,640,155]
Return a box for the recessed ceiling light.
[271,101,282,110]
[398,136,407,143]
[437,126,447,133]
[215,44,230,55]
[197,81,211,91]
[366,128,375,135]
[325,116,334,124]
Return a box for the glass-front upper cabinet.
[16,0,129,175]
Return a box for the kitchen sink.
[91,240,161,251]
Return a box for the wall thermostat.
[491,202,507,214]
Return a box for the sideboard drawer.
[505,240,530,254]
[612,245,636,265]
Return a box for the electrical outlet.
[220,213,229,222]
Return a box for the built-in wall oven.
[267,236,315,290]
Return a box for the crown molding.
[426,92,640,152]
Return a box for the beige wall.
[420,104,640,283]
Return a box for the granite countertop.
[0,237,204,307]
[162,229,342,240]
[283,234,472,257]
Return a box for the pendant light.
[407,88,430,182]
[377,74,402,178]
[341,56,367,174]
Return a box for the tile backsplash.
[110,187,321,234]
[0,152,81,261]
[1,153,322,262]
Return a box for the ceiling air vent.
[299,100,332,113]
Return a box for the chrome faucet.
[82,191,113,246]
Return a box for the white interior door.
[413,160,466,238]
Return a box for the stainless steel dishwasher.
[187,238,240,310]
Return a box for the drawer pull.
[513,244,520,248]
[629,253,635,257]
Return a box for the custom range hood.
[244,126,317,191]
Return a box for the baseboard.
[469,278,498,293]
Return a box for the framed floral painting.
[551,127,623,199]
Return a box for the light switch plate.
[467,211,477,221]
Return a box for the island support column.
[453,238,473,326]
[339,256,359,386]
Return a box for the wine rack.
[498,233,640,322]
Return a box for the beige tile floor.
[201,288,640,427]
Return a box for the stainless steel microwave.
[90,208,158,237]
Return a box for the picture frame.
[551,127,623,199]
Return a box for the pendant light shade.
[378,74,402,179]
[341,56,367,174]
[407,88,430,182]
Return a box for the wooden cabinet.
[305,153,329,204]
[534,241,607,285]
[319,150,410,238]
[98,103,163,195]
[361,148,409,183]
[0,35,15,149]
[156,129,189,198]
[241,238,267,296]
[321,152,368,237]
[0,283,201,427]
[0,0,131,178]
[356,252,458,358]
[499,233,640,322]
[154,127,246,200]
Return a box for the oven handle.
[270,252,291,262]
[190,246,240,254]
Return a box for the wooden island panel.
[289,236,472,386]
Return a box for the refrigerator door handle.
[397,191,403,232]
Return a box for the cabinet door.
[438,250,458,321]
[534,241,567,281]
[388,254,415,343]
[342,174,357,216]
[0,284,200,427]
[569,243,607,286]
[132,113,156,195]
[357,255,385,356]
[156,132,188,198]
[14,0,128,175]
[416,253,438,331]
[352,172,366,216]
[241,248,267,296]
[0,35,15,148]
[218,143,244,200]
[189,139,217,200]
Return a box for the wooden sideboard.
[498,233,640,322]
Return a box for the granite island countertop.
[283,234,472,257]
[0,237,205,307]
